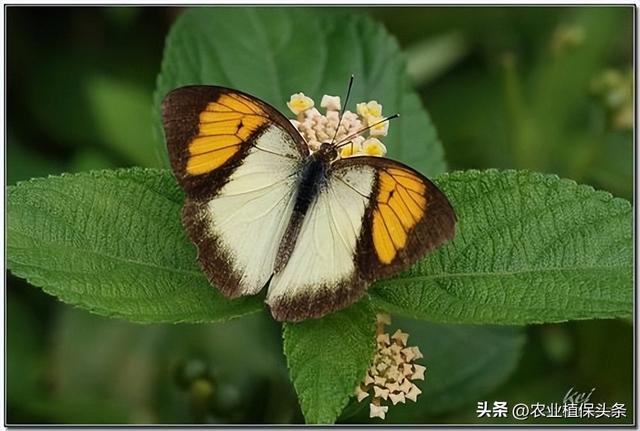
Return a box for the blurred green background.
[7,6,633,424]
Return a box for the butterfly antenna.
[333,114,400,150]
[329,75,355,147]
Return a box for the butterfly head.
[316,142,339,163]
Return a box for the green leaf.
[283,299,376,424]
[372,169,632,324]
[7,168,263,323]
[153,7,446,176]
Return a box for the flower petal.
[287,92,314,115]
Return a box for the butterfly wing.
[162,86,309,297]
[266,156,456,321]
[347,157,457,281]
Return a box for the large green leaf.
[283,300,376,424]
[153,7,446,176]
[9,168,631,325]
[372,169,633,324]
[7,168,263,323]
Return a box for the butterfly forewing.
[162,86,308,297]
[162,85,308,196]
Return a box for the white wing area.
[266,164,375,303]
[205,125,302,295]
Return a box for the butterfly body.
[163,85,457,322]
[275,152,330,272]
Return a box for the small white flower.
[376,333,390,346]
[391,329,409,346]
[356,313,426,420]
[386,381,401,393]
[320,95,341,111]
[369,403,388,420]
[304,107,321,120]
[287,93,314,115]
[373,386,390,400]
[347,121,364,137]
[303,127,317,142]
[325,110,340,124]
[411,346,424,360]
[316,129,331,142]
[356,385,369,402]
[405,384,422,402]
[342,110,357,123]
[401,364,414,377]
[401,347,416,362]
[389,392,406,405]
[399,379,412,394]
[412,364,426,380]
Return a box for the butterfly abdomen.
[274,156,328,271]
[294,156,327,213]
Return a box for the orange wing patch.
[372,168,427,264]
[186,93,267,175]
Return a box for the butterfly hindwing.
[350,157,457,281]
[162,86,308,297]
[266,156,456,321]
[266,162,377,321]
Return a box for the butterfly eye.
[326,145,339,161]
[329,148,338,161]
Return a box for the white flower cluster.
[355,313,426,420]
[286,92,389,158]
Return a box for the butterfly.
[162,84,457,322]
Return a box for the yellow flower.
[366,115,389,137]
[337,136,364,159]
[356,100,383,118]
[340,142,361,158]
[286,92,314,115]
[363,138,387,157]
[286,92,392,156]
